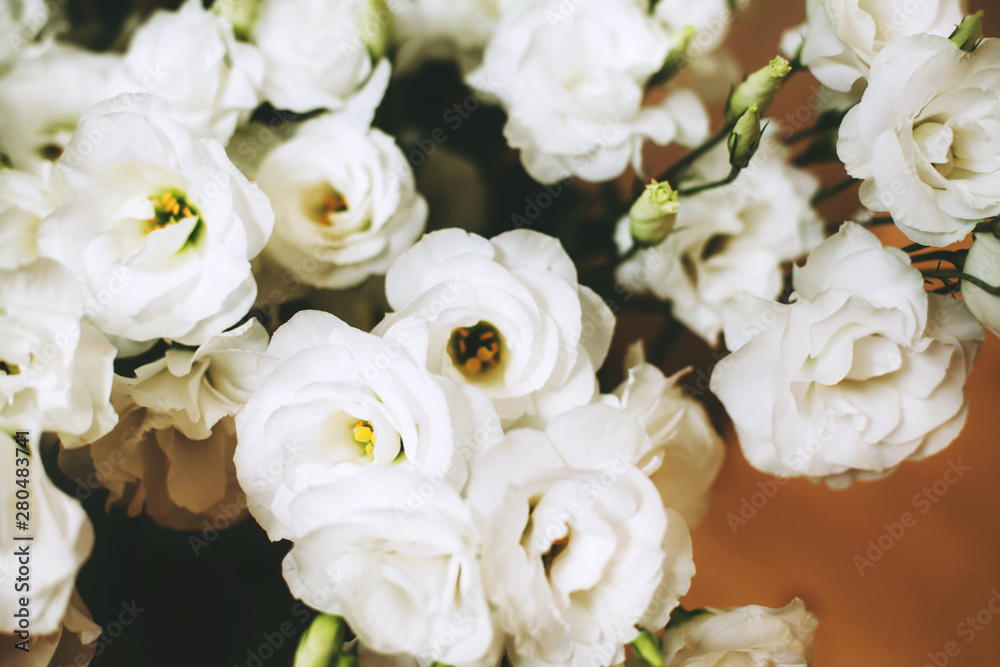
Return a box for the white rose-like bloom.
[660,599,819,666]
[466,404,695,667]
[391,0,501,73]
[0,169,57,269]
[0,431,94,636]
[37,94,274,348]
[282,463,499,667]
[838,35,1000,247]
[654,0,733,58]
[0,260,117,446]
[117,319,269,440]
[962,232,1000,338]
[255,63,428,290]
[122,0,264,144]
[617,127,824,345]
[602,341,724,527]
[78,320,268,529]
[0,0,48,65]
[235,310,502,541]
[0,42,124,175]
[374,229,614,426]
[467,0,708,184]
[800,0,965,92]
[254,0,380,113]
[710,222,984,488]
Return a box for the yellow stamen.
[464,357,482,374]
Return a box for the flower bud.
[629,180,679,246]
[961,231,1000,339]
[950,11,984,52]
[727,103,762,169]
[726,56,792,122]
[631,628,664,667]
[294,614,346,667]
[650,26,697,86]
[211,0,262,42]
[362,0,393,61]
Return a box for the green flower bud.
[294,614,346,667]
[950,11,984,52]
[630,180,679,246]
[361,0,393,61]
[631,628,664,667]
[211,0,262,42]
[726,56,792,122]
[650,26,697,86]
[727,103,762,169]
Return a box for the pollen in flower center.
[145,189,200,235]
[314,187,349,226]
[448,321,503,378]
[353,420,376,456]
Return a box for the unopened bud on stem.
[726,56,792,122]
[630,180,679,246]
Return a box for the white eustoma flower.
[0,42,124,175]
[391,0,501,73]
[235,310,502,541]
[467,0,708,184]
[466,404,695,667]
[121,0,264,144]
[617,127,824,345]
[254,0,382,113]
[710,222,984,488]
[800,0,966,92]
[0,259,117,446]
[374,229,614,426]
[79,320,268,529]
[0,431,94,636]
[603,342,724,527]
[117,319,269,440]
[838,35,1000,247]
[962,231,1000,338]
[37,94,274,348]
[660,599,819,667]
[654,0,733,58]
[0,0,48,65]
[0,168,58,269]
[282,463,500,667]
[254,63,428,289]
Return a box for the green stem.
[922,269,1000,295]
[909,249,967,267]
[678,166,741,197]
[661,123,735,185]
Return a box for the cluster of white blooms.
[617,127,825,345]
[0,0,432,643]
[466,0,709,183]
[235,228,729,667]
[3,0,997,663]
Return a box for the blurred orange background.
[658,3,1000,665]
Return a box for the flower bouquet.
[0,0,997,665]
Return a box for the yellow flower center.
[353,420,376,456]
[145,189,199,235]
[315,188,349,226]
[448,322,503,378]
